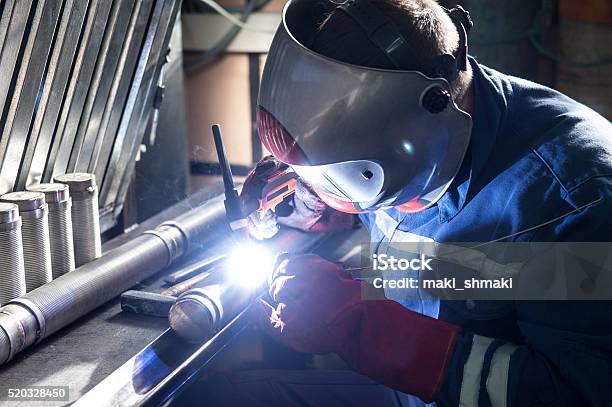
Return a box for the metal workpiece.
[54,173,102,267]
[27,183,75,278]
[143,221,189,267]
[0,304,40,363]
[0,194,230,365]
[169,283,251,343]
[0,203,26,305]
[0,192,53,292]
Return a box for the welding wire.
[164,254,227,285]
[0,192,53,292]
[196,0,276,33]
[27,183,75,278]
[54,173,101,267]
[161,270,214,297]
[0,203,26,304]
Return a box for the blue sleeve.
[358,212,372,231]
[436,187,612,407]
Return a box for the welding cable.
[184,0,266,71]
[429,196,604,263]
[197,0,276,33]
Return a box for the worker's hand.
[240,156,355,240]
[260,254,363,353]
[255,254,461,403]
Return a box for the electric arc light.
[226,243,275,288]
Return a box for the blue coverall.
[360,57,612,407]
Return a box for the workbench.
[0,185,367,406]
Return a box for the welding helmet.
[257,0,473,213]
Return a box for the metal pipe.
[0,203,26,305]
[27,183,75,278]
[169,282,250,343]
[0,193,229,365]
[54,173,102,267]
[0,192,53,291]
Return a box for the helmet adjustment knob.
[422,86,451,114]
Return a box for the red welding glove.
[255,254,461,403]
[240,156,355,240]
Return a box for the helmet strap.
[336,0,472,82]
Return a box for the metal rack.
[0,0,181,232]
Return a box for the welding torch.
[212,124,248,237]
[211,124,298,238]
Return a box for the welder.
[201,0,612,405]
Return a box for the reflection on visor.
[312,188,364,214]
[291,160,385,205]
[257,108,308,165]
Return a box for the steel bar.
[68,0,137,173]
[101,0,181,215]
[0,1,18,57]
[0,0,32,136]
[74,311,248,407]
[0,0,62,193]
[161,271,213,298]
[164,254,226,285]
[18,0,90,188]
[0,0,182,233]
[45,0,113,181]
[89,0,154,181]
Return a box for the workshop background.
[0,0,609,405]
[184,0,612,197]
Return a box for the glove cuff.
[337,300,460,402]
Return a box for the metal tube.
[169,282,250,343]
[0,192,53,291]
[0,203,26,305]
[0,193,229,365]
[54,173,102,267]
[27,183,75,278]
